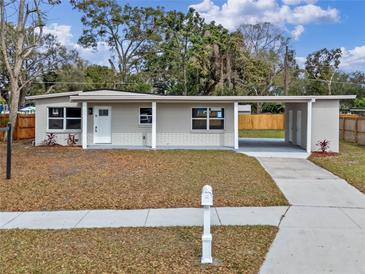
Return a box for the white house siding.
[311,100,340,152]
[156,103,234,147]
[85,102,234,147]
[87,103,152,146]
[284,102,308,149]
[34,96,82,146]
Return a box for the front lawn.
[0,226,277,273]
[0,142,287,211]
[239,129,285,139]
[310,141,365,194]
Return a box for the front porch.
[81,101,235,149]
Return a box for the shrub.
[316,139,330,153]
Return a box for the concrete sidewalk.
[258,157,365,274]
[0,206,288,230]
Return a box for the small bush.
[316,139,330,153]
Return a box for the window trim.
[191,107,225,131]
[47,106,82,132]
[138,107,153,127]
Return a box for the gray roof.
[26,89,356,103]
[26,90,155,101]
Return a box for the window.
[192,107,224,130]
[48,107,81,130]
[140,108,152,124]
[99,109,109,116]
[209,108,224,130]
[192,108,208,130]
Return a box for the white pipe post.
[234,101,239,150]
[201,185,213,264]
[152,101,157,149]
[306,100,313,154]
[82,102,87,149]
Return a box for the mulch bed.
[311,151,339,157]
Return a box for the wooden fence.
[340,114,365,145]
[239,114,285,130]
[0,114,35,140]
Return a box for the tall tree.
[71,0,163,83]
[144,8,206,95]
[238,23,288,112]
[305,48,342,95]
[0,0,59,131]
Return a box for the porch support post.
[82,102,87,149]
[234,101,239,150]
[152,101,157,149]
[306,99,314,154]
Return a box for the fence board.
[239,114,284,130]
[0,114,35,140]
[340,114,365,145]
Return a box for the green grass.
[0,226,277,273]
[239,129,285,139]
[310,141,365,194]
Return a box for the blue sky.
[45,0,365,72]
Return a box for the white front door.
[296,110,302,146]
[93,106,112,144]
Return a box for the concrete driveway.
[238,138,309,159]
[258,157,365,274]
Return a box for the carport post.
[82,102,87,149]
[234,102,239,149]
[306,100,314,153]
[151,101,157,149]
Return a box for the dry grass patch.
[0,142,287,211]
[0,226,277,273]
[239,129,285,139]
[310,141,365,194]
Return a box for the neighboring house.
[238,104,251,115]
[26,90,355,153]
[350,108,365,117]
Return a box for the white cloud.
[291,24,304,40]
[340,45,365,71]
[44,23,111,66]
[295,56,306,69]
[289,4,339,25]
[296,45,365,72]
[190,0,340,39]
[44,23,73,45]
[282,0,317,5]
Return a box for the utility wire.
[29,78,365,86]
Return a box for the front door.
[94,106,112,144]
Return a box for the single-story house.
[350,108,365,117]
[26,90,355,153]
[238,104,251,115]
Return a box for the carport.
[233,97,314,158]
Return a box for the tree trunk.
[256,102,263,114]
[183,58,187,96]
[8,82,20,139]
[328,72,334,95]
[283,45,289,96]
[218,56,224,89]
[226,53,232,89]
